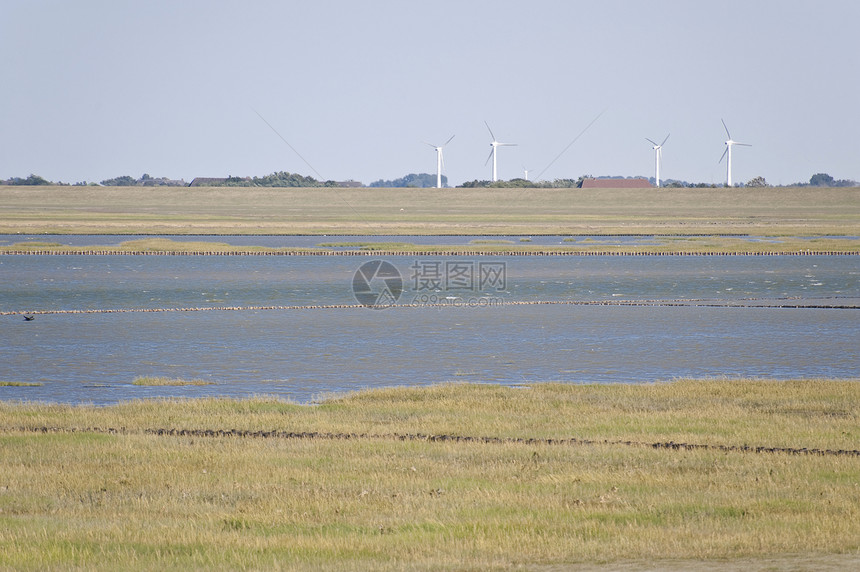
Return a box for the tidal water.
[1,254,857,404]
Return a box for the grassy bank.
[1,185,858,236]
[1,379,858,570]
[1,236,858,255]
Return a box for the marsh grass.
[2,236,858,256]
[9,241,63,247]
[0,381,43,387]
[0,379,858,570]
[131,376,213,387]
[315,241,416,250]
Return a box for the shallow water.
[1,254,857,404]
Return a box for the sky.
[2,0,858,187]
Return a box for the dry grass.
[1,379,858,570]
[2,235,858,256]
[131,376,214,387]
[1,185,858,236]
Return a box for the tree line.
[2,172,857,188]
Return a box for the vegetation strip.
[1,249,857,256]
[3,298,858,316]
[6,425,859,458]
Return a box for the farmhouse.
[581,178,653,189]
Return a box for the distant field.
[1,185,858,237]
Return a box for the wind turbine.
[719,119,751,187]
[485,122,516,182]
[645,134,670,187]
[425,135,455,188]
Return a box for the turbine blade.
[719,147,728,163]
[444,134,455,146]
[645,137,659,146]
[252,107,326,181]
[535,107,607,181]
[485,148,494,166]
[721,119,731,139]
[423,141,436,148]
[484,121,496,142]
[661,133,670,146]
[736,142,752,147]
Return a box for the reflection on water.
[1,255,858,404]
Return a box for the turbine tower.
[645,134,670,187]
[425,135,455,188]
[485,122,516,182]
[719,119,751,187]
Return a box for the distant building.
[581,178,653,189]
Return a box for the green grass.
[0,379,858,570]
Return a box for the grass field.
[1,185,858,237]
[2,235,858,255]
[1,379,858,570]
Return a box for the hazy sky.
[2,1,858,186]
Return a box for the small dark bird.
[23,315,34,321]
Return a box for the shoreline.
[3,248,858,256]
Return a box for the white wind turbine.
[425,135,455,188]
[645,134,670,187]
[485,122,517,182]
[719,119,751,187]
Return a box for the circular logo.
[352,260,403,309]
